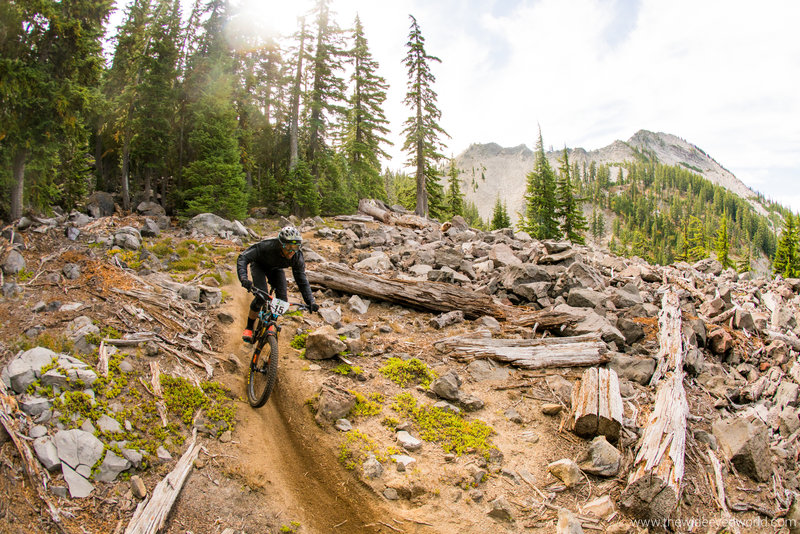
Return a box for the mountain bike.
[246,287,307,407]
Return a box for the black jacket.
[236,238,314,305]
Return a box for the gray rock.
[121,447,144,469]
[62,263,81,280]
[433,401,460,414]
[33,436,61,471]
[95,451,131,482]
[347,295,370,315]
[383,487,399,500]
[546,374,574,405]
[186,213,233,236]
[712,417,771,482]
[55,429,104,476]
[2,282,22,297]
[362,454,383,479]
[488,496,514,521]
[467,359,509,382]
[567,288,605,309]
[397,430,422,451]
[19,395,51,417]
[156,446,172,462]
[86,191,115,218]
[177,284,201,302]
[616,317,645,345]
[608,354,656,385]
[334,419,352,432]
[315,385,356,424]
[430,310,464,329]
[29,425,48,439]
[130,475,147,499]
[97,414,122,434]
[61,462,94,498]
[319,306,342,326]
[199,286,222,307]
[611,283,643,308]
[578,436,621,476]
[2,249,26,275]
[140,218,161,237]
[459,394,485,412]
[136,201,166,217]
[774,381,799,409]
[5,346,57,393]
[354,252,392,272]
[430,372,461,401]
[114,227,142,250]
[554,304,625,346]
[475,315,501,332]
[489,243,523,267]
[305,325,347,360]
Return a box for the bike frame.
[249,287,304,364]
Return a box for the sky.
[110,0,800,213]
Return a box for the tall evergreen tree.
[556,147,588,244]
[344,15,391,201]
[401,15,448,218]
[490,195,511,230]
[444,158,464,219]
[520,129,558,239]
[0,0,112,219]
[715,214,733,269]
[180,0,247,219]
[773,213,800,277]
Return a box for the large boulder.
[305,325,347,360]
[712,417,771,482]
[86,191,116,218]
[2,249,26,275]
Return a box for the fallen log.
[510,309,581,331]
[567,367,623,442]
[357,199,434,229]
[124,431,201,534]
[435,333,608,369]
[0,382,66,533]
[620,290,688,523]
[306,262,508,320]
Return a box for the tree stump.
[568,367,623,442]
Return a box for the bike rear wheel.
[247,334,279,407]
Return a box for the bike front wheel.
[247,334,279,407]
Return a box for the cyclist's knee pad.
[249,297,262,312]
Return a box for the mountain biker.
[237,225,319,343]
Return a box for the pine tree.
[490,195,511,230]
[401,15,448,218]
[556,147,588,244]
[180,0,247,220]
[1,0,112,219]
[520,129,558,239]
[344,15,391,202]
[687,216,706,261]
[444,158,464,219]
[715,215,733,269]
[773,213,800,277]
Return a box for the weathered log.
[568,367,623,442]
[124,431,201,534]
[357,199,433,229]
[621,290,688,523]
[306,262,508,319]
[435,333,608,369]
[0,382,66,532]
[509,309,580,331]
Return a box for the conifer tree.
[556,147,588,244]
[773,213,800,277]
[520,129,558,239]
[180,0,247,219]
[715,215,733,269]
[444,158,464,219]
[344,15,391,201]
[1,0,112,219]
[687,216,706,261]
[401,15,448,218]
[490,195,511,230]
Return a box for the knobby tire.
[247,333,279,408]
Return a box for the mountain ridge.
[456,130,768,225]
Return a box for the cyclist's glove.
[309,303,320,312]
[241,279,253,291]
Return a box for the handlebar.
[247,285,309,311]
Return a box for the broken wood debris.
[435,333,608,370]
[567,367,624,442]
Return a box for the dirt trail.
[207,285,413,534]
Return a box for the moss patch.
[379,357,437,388]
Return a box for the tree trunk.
[306,262,507,319]
[10,147,27,221]
[568,367,623,442]
[121,134,131,211]
[620,290,688,523]
[435,333,608,369]
[143,168,152,202]
[357,199,434,229]
[289,18,306,172]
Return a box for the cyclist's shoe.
[242,329,254,344]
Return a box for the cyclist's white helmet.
[278,226,302,245]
